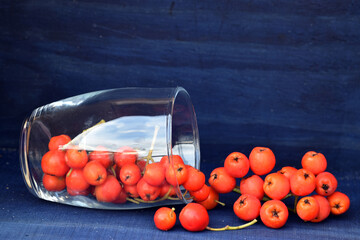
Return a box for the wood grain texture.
[1,0,360,151]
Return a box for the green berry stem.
[110,166,117,178]
[282,193,293,200]
[232,188,241,194]
[262,193,294,202]
[215,200,226,206]
[287,206,296,213]
[170,207,175,218]
[206,219,257,231]
[262,196,271,202]
[293,195,299,214]
[126,197,140,204]
[66,168,73,178]
[82,119,106,133]
[167,196,193,201]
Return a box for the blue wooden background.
[1,0,360,154]
[1,1,360,239]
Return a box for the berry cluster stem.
[206,219,257,231]
[293,195,299,213]
[110,166,117,178]
[232,188,241,194]
[144,125,160,170]
[262,196,271,202]
[126,197,140,204]
[82,119,106,133]
[167,195,193,201]
[282,193,293,200]
[215,200,226,206]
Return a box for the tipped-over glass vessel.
[20,87,200,209]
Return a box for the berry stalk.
[206,219,257,231]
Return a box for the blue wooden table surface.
[1,0,360,239]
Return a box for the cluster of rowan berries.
[40,134,207,205]
[153,147,350,231]
[39,134,350,232]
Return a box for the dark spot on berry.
[177,167,183,172]
[233,157,239,162]
[312,153,318,157]
[334,203,340,209]
[279,171,284,175]
[272,209,279,218]
[239,197,246,206]
[304,199,310,204]
[304,173,309,179]
[267,181,272,186]
[211,173,218,180]
[125,175,130,181]
[322,184,329,193]
[259,148,266,152]
[96,175,103,181]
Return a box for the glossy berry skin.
[190,184,211,202]
[120,163,142,186]
[89,146,113,169]
[224,152,249,178]
[83,161,107,186]
[182,166,205,192]
[240,175,265,201]
[65,146,88,169]
[315,172,338,196]
[165,162,188,186]
[160,155,184,169]
[48,135,71,151]
[249,147,276,176]
[95,175,122,202]
[296,196,320,221]
[66,168,90,192]
[198,186,219,210]
[41,150,70,177]
[154,207,176,231]
[143,162,165,187]
[311,195,331,223]
[42,174,66,191]
[208,167,236,194]
[179,203,209,232]
[327,192,350,215]
[114,146,138,168]
[137,178,161,201]
[263,173,290,200]
[278,166,297,180]
[233,194,261,221]
[301,151,327,175]
[260,200,289,229]
[290,168,316,196]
